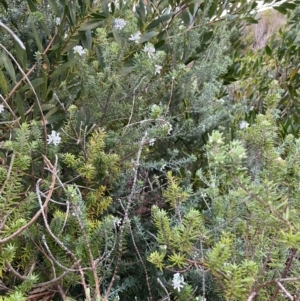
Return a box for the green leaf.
[202,30,213,43]
[0,0,8,10]
[12,39,27,69]
[265,45,272,56]
[96,46,106,69]
[137,0,146,23]
[68,1,77,25]
[78,20,103,31]
[279,2,296,9]
[273,6,288,14]
[1,54,16,83]
[146,13,174,30]
[47,0,60,15]
[81,30,93,50]
[26,0,38,12]
[15,93,25,122]
[18,78,44,92]
[139,31,159,43]
[29,15,43,52]
[51,60,75,78]
[207,0,219,18]
[180,9,192,26]
[0,69,8,95]
[290,68,298,80]
[242,16,258,24]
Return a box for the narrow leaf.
[146,13,174,30]
[139,31,159,43]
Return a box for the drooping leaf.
[78,20,104,31]
[265,45,272,56]
[1,54,16,83]
[0,69,8,96]
[146,13,174,30]
[139,31,159,43]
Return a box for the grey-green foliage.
[57,17,235,177]
[149,85,300,300]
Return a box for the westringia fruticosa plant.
[0,0,295,300]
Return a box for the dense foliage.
[0,0,300,300]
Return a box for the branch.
[103,132,148,300]
[275,281,293,301]
[0,156,57,244]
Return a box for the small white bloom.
[172,273,185,292]
[0,104,4,113]
[155,65,162,75]
[216,98,225,104]
[114,18,126,30]
[55,17,61,25]
[239,120,249,130]
[167,122,173,135]
[143,44,155,57]
[64,33,68,39]
[160,164,166,171]
[47,130,61,146]
[73,45,85,56]
[114,217,122,227]
[149,138,156,146]
[129,31,141,42]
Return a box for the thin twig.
[103,132,148,300]
[275,281,293,301]
[129,221,153,301]
[157,278,171,301]
[247,291,257,301]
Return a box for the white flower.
[114,217,122,227]
[55,17,61,25]
[149,138,156,146]
[155,65,162,75]
[216,98,225,104]
[160,164,166,171]
[172,273,185,292]
[167,122,173,135]
[129,31,141,43]
[143,44,155,57]
[239,120,249,130]
[47,130,61,146]
[0,104,4,113]
[114,18,126,30]
[73,45,85,56]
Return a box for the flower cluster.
[155,65,162,74]
[239,120,249,130]
[47,130,61,146]
[149,138,156,146]
[172,273,185,292]
[129,31,141,43]
[114,18,126,30]
[143,44,155,58]
[73,45,85,56]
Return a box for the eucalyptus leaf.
[139,31,159,43]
